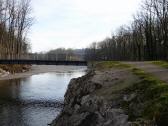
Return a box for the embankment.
[51,61,168,126]
[0,64,30,73]
[0,64,30,77]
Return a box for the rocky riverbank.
[51,70,130,126]
[51,62,161,126]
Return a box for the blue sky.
[30,0,142,52]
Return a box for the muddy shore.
[0,65,86,80]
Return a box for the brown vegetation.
[0,0,33,59]
[0,64,30,73]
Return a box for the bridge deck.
[0,60,87,66]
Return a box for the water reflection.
[0,68,86,126]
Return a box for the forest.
[30,48,85,61]
[0,0,32,59]
[1,0,168,62]
[85,0,168,61]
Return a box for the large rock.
[51,71,131,126]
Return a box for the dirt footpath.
[125,62,168,83]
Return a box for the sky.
[30,0,142,52]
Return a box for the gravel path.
[125,62,168,83]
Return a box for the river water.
[0,66,86,126]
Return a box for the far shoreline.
[0,65,87,81]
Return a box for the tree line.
[85,0,168,61]
[29,48,85,61]
[0,0,33,59]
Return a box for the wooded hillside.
[85,0,168,61]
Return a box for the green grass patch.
[94,61,131,70]
[124,67,168,125]
[91,61,168,125]
[152,61,168,69]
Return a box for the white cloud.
[30,0,142,52]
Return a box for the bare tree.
[0,0,33,59]
[85,0,168,61]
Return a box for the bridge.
[0,53,87,66]
[0,60,87,66]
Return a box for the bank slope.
[51,61,168,126]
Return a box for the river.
[0,66,86,126]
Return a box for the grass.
[152,61,168,69]
[92,61,168,125]
[95,78,138,101]
[123,67,168,125]
[94,61,131,70]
